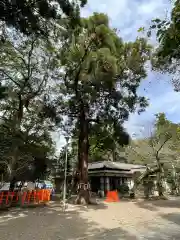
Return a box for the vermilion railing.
[0,189,51,207]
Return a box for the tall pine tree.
[55,13,151,204]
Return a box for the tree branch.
[156,135,172,159]
[27,37,36,80]
[0,69,21,87]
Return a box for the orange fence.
[0,189,51,208]
[105,190,119,202]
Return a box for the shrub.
[118,183,129,194]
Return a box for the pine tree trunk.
[75,107,90,205]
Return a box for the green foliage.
[125,113,180,166]
[125,112,180,196]
[58,146,74,173]
[118,183,129,194]
[57,12,151,156]
[0,0,87,35]
[0,123,55,180]
[89,123,129,162]
[152,113,180,154]
[124,140,151,165]
[0,27,59,180]
[149,1,180,91]
[138,27,145,33]
[68,124,129,164]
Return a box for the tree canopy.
[125,113,180,165]
[124,113,180,196]
[0,27,58,181]
[0,0,87,35]
[149,0,180,91]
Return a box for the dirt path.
[1,199,180,239]
[77,199,180,239]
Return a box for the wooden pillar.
[100,177,105,197]
[100,177,104,191]
[119,177,122,185]
[115,178,119,190]
[106,177,110,191]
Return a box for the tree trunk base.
[75,189,90,205]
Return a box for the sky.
[55,0,179,149]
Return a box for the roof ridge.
[88,161,106,164]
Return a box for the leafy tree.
[147,113,179,196]
[0,0,87,35]
[69,123,129,163]
[0,122,55,182]
[56,13,151,203]
[0,28,59,182]
[57,146,74,175]
[124,139,152,165]
[126,113,180,197]
[148,0,180,91]
[89,123,129,162]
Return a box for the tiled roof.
[88,161,146,171]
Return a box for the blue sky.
[55,0,179,149]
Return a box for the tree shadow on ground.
[134,201,159,211]
[83,227,136,240]
[0,204,137,240]
[48,199,108,212]
[149,199,180,208]
[160,212,180,226]
[134,198,180,212]
[143,225,180,240]
[2,202,180,239]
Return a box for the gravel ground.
[1,199,180,240]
